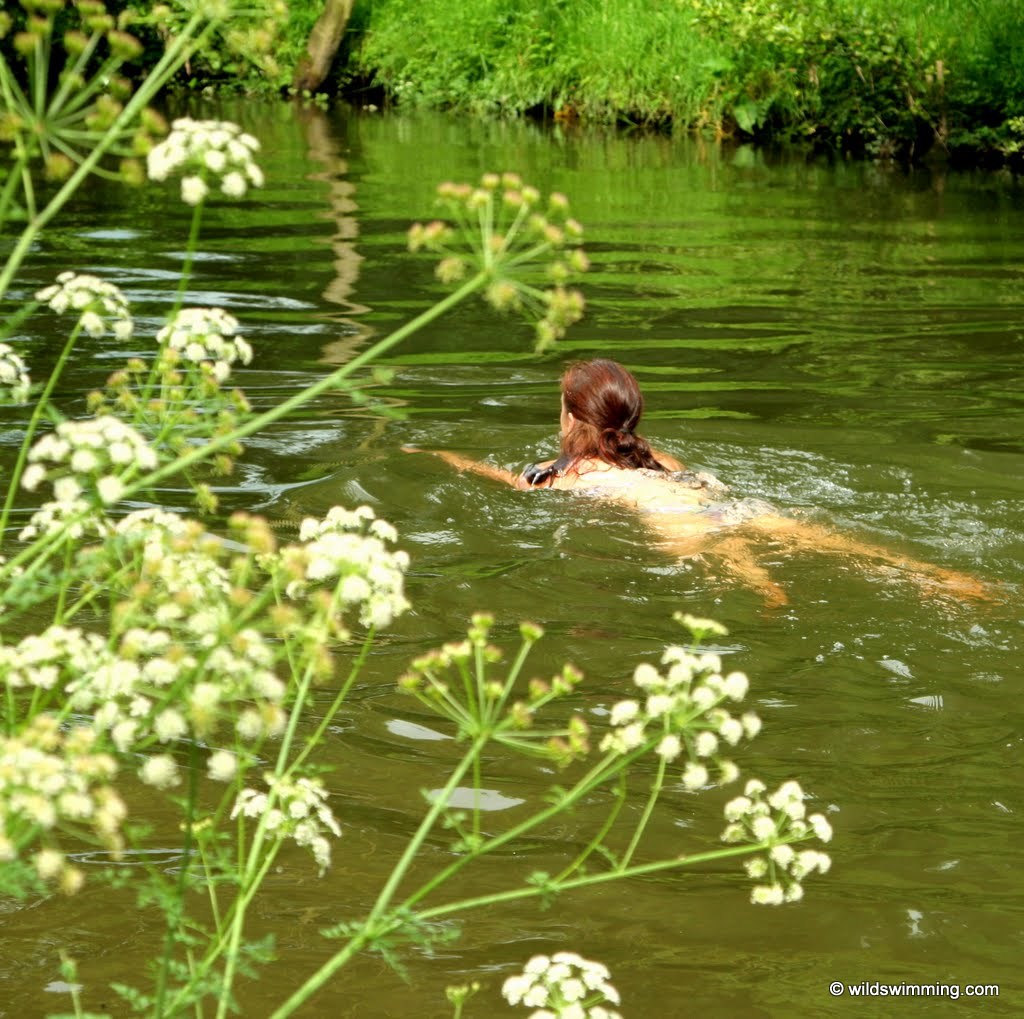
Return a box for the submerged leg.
[745,514,1001,603]
[649,524,789,608]
[703,535,789,609]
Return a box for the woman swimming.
[408,359,995,607]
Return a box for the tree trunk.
[292,0,356,93]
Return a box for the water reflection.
[297,106,372,363]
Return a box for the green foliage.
[688,0,946,156]
[346,0,1024,162]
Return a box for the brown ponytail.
[560,360,666,472]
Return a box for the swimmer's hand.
[522,461,558,486]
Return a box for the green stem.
[554,773,627,881]
[155,740,201,1017]
[31,30,48,117]
[46,32,102,119]
[51,53,123,123]
[290,628,376,774]
[17,136,38,221]
[0,320,83,541]
[396,747,648,916]
[413,842,768,922]
[163,835,287,1017]
[490,635,534,722]
[619,753,667,871]
[214,652,325,1019]
[0,148,26,231]
[54,539,73,622]
[113,272,489,505]
[174,199,205,315]
[196,835,223,936]
[0,12,211,304]
[269,735,489,1018]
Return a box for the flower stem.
[173,199,205,315]
[414,842,766,922]
[154,740,200,1017]
[268,735,488,1018]
[0,12,212,303]
[117,272,490,501]
[0,320,84,540]
[619,753,668,871]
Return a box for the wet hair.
[559,359,666,473]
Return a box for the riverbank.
[326,0,1024,166]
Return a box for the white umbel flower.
[146,117,264,206]
[35,272,133,339]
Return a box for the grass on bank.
[334,0,1024,162]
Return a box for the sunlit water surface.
[3,102,1023,1017]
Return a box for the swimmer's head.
[559,359,663,471]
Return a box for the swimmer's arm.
[402,447,523,487]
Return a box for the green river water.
[3,101,1023,1017]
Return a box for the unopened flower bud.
[528,678,549,701]
[548,191,570,214]
[518,184,539,208]
[64,29,88,54]
[86,13,115,32]
[519,621,544,642]
[119,158,145,186]
[44,152,74,182]
[568,248,590,273]
[543,224,565,246]
[436,257,466,284]
[14,32,39,56]
[107,30,142,60]
[140,107,168,136]
[485,280,520,312]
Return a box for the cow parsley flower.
[180,174,208,207]
[502,952,622,1018]
[140,753,180,790]
[35,272,133,340]
[231,773,341,875]
[598,627,756,788]
[24,416,157,510]
[0,343,30,403]
[18,497,110,543]
[721,778,833,905]
[207,749,238,783]
[146,117,264,204]
[156,307,252,382]
[285,505,410,628]
[0,715,125,892]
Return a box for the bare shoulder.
[654,449,685,471]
